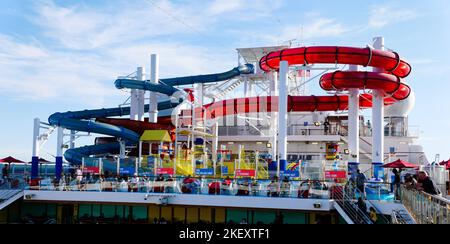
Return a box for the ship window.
[253,210,276,224]
[226,209,248,224]
[92,205,101,217]
[133,206,148,221]
[78,204,91,217]
[282,211,307,224]
[102,205,116,218]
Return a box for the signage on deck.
[156,168,174,176]
[236,169,256,177]
[195,168,214,176]
[325,171,347,179]
[281,170,300,178]
[221,166,229,175]
[83,167,100,174]
[120,167,135,175]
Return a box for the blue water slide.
[161,64,254,86]
[49,64,254,167]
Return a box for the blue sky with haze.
[0,0,449,162]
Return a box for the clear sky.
[0,0,449,162]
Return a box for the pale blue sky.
[0,0,449,162]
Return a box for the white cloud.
[369,6,417,28]
[255,17,350,45]
[32,0,208,50]
[208,0,245,15]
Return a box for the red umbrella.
[28,158,52,164]
[440,160,450,170]
[382,159,419,169]
[0,156,25,164]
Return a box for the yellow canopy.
[177,129,215,138]
[140,130,172,142]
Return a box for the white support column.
[56,127,64,179]
[131,67,146,121]
[69,130,76,149]
[212,122,219,176]
[32,118,40,178]
[32,118,40,158]
[278,61,289,177]
[372,37,385,179]
[149,54,159,123]
[119,140,126,160]
[270,72,278,163]
[56,127,64,158]
[348,65,360,179]
[130,89,139,120]
[348,65,359,164]
[194,83,203,127]
[138,141,143,168]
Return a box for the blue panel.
[31,156,39,179]
[55,156,63,180]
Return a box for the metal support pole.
[278,61,289,177]
[372,37,385,179]
[131,67,146,121]
[69,130,76,149]
[32,118,40,178]
[138,141,143,168]
[271,71,278,171]
[348,65,360,179]
[212,122,219,176]
[149,54,159,123]
[55,127,64,180]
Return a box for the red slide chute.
[179,46,412,125]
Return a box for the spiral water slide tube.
[48,64,255,165]
[182,46,411,120]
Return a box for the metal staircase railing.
[332,185,373,224]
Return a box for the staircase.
[333,184,391,224]
[391,209,416,224]
[205,78,244,101]
[0,189,23,210]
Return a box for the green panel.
[78,204,91,218]
[102,205,116,218]
[92,205,101,217]
[253,210,276,224]
[133,206,148,220]
[226,209,247,224]
[47,204,57,218]
[282,211,307,224]
[124,206,130,219]
[22,203,46,217]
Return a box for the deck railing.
[400,185,449,224]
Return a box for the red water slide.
[179,46,412,122]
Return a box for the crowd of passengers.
[31,167,330,199]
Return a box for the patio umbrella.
[439,160,450,170]
[28,158,52,164]
[0,156,26,164]
[382,159,419,169]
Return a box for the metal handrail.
[333,185,373,224]
[400,185,449,224]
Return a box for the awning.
[0,156,25,164]
[382,159,419,169]
[140,130,172,143]
[177,129,214,138]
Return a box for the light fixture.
[313,202,321,209]
[256,142,263,145]
[228,142,234,145]
[337,142,345,145]
[344,149,350,155]
[314,122,321,127]
[266,143,272,148]
[311,142,319,145]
